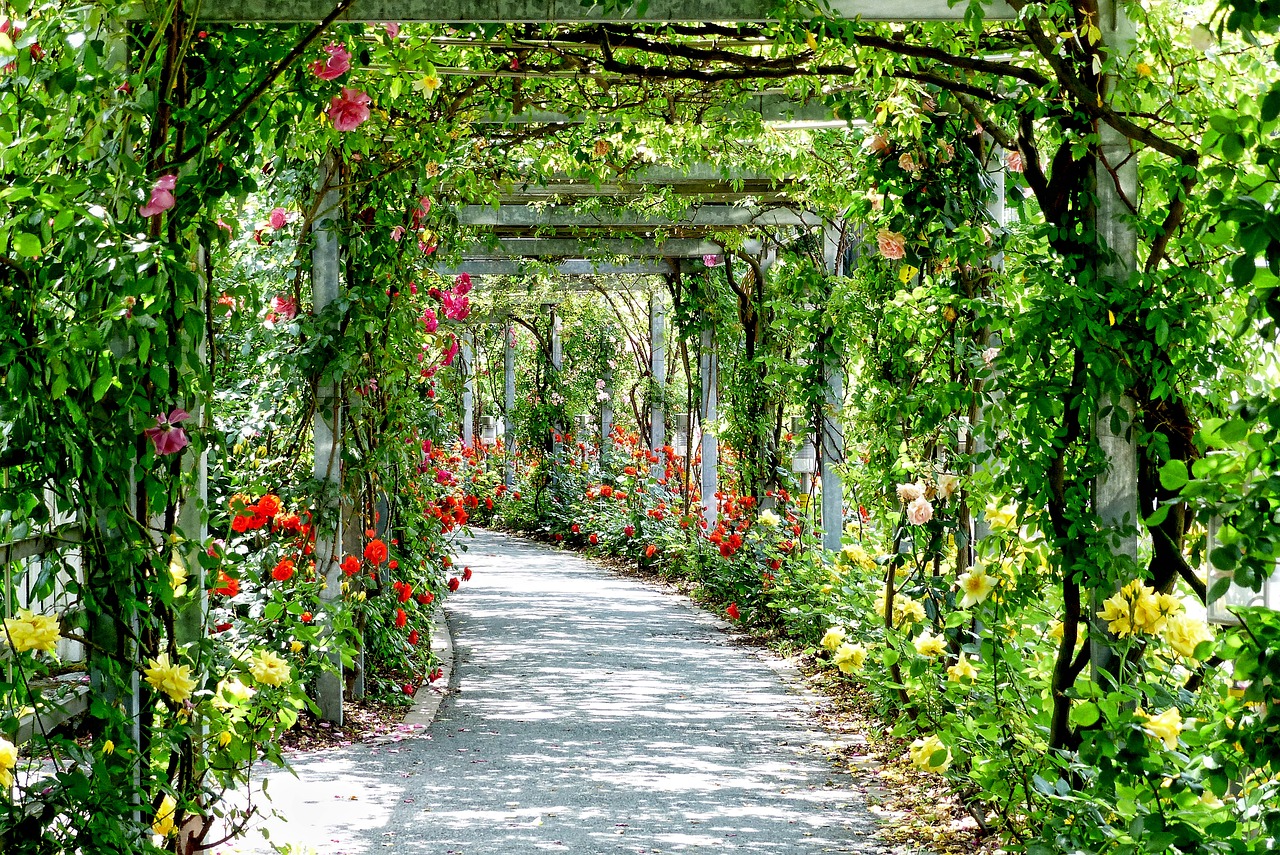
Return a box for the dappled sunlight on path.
[226,529,887,854]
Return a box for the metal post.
[312,154,344,725]
[699,327,718,528]
[504,321,516,488]
[461,332,474,449]
[649,291,665,456]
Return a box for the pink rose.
[441,335,459,367]
[139,174,177,218]
[390,225,405,242]
[328,87,371,132]
[453,272,472,295]
[382,22,400,38]
[907,496,934,526]
[1005,150,1024,173]
[268,207,287,230]
[309,43,350,80]
[876,229,906,260]
[144,409,191,456]
[702,254,723,267]
[421,307,438,333]
[411,196,432,228]
[441,292,470,321]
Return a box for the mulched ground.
[278,697,416,753]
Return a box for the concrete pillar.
[461,332,474,449]
[1089,0,1140,682]
[312,154,344,725]
[699,327,718,528]
[600,364,614,456]
[821,359,845,553]
[504,321,516,488]
[547,304,562,459]
[971,145,1007,550]
[174,243,210,647]
[649,292,665,452]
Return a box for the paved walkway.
[229,529,887,854]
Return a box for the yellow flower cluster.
[4,610,62,653]
[833,643,868,674]
[821,627,846,651]
[909,734,951,773]
[144,653,197,704]
[875,591,926,628]
[0,737,17,789]
[838,543,877,573]
[250,650,291,687]
[1097,579,1182,638]
[153,794,178,837]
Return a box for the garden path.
[225,529,890,854]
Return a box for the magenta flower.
[382,22,400,38]
[139,175,177,218]
[441,335,459,367]
[268,208,287,230]
[421,307,438,333]
[145,409,191,456]
[702,254,723,267]
[309,43,351,80]
[418,237,436,256]
[328,87,371,132]
[453,273,472,295]
[269,294,298,320]
[441,292,470,321]
[412,196,432,228]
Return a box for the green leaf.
[12,231,41,258]
[91,372,112,402]
[1070,700,1101,727]
[1158,459,1188,491]
[1144,504,1171,527]
[881,647,900,667]
[1231,253,1256,288]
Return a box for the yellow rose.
[1161,614,1214,660]
[946,652,978,683]
[820,627,846,652]
[290,639,304,654]
[909,734,951,773]
[1136,61,1153,76]
[153,794,178,837]
[914,631,946,658]
[833,643,867,674]
[218,731,233,748]
[102,739,115,756]
[1137,707,1183,750]
[144,653,197,704]
[758,509,781,527]
[249,650,291,687]
[0,737,17,788]
[4,609,62,653]
[956,567,996,608]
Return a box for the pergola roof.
[191,0,1012,23]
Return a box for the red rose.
[462,567,472,581]
[395,608,407,628]
[448,578,460,592]
[364,539,388,564]
[271,559,295,582]
[408,630,420,645]
[726,603,741,620]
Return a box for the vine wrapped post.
[548,302,562,461]
[699,327,718,528]
[461,331,475,449]
[820,224,846,554]
[649,290,666,473]
[1089,0,1141,682]
[600,362,614,461]
[174,242,210,648]
[504,320,516,488]
[312,154,345,725]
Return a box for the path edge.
[403,604,454,727]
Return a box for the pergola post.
[699,327,718,528]
[174,242,210,647]
[819,224,847,553]
[1089,0,1140,682]
[312,153,344,725]
[971,142,1007,551]
[461,331,475,449]
[547,303,562,459]
[504,321,516,488]
[649,292,666,458]
[600,363,614,458]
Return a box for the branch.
[162,0,356,169]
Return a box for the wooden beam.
[458,204,818,229]
[435,259,674,275]
[187,0,1013,23]
[459,237,725,257]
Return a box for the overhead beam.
[434,259,674,275]
[458,204,819,229]
[471,93,849,125]
[459,237,726,257]
[189,0,1013,23]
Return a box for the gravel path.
[226,529,887,854]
